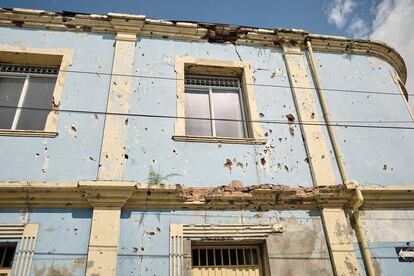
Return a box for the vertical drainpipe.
[305,39,375,276]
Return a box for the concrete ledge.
[0,181,413,209]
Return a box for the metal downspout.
[305,39,375,276]
[352,181,376,276]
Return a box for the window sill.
[172,135,266,145]
[0,129,58,138]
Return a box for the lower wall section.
[355,210,414,276]
[117,210,333,276]
[0,208,92,276]
[1,208,412,275]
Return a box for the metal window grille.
[192,246,260,267]
[185,75,240,88]
[0,63,59,75]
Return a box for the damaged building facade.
[0,7,413,276]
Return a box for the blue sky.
[0,0,375,36]
[0,0,413,97]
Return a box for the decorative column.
[85,25,138,275]
[81,181,135,276]
[282,42,361,275]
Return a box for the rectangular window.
[0,63,59,131]
[0,242,17,276]
[191,244,263,275]
[184,75,247,138]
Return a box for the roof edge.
[0,7,407,83]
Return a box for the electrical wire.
[52,69,414,98]
[1,104,413,130]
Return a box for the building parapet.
[0,7,407,83]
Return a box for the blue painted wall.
[315,52,414,185]
[1,27,413,187]
[0,208,92,276]
[0,27,114,182]
[118,209,331,275]
[1,26,413,276]
[124,38,314,187]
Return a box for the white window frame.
[0,44,73,138]
[185,75,248,138]
[173,56,266,145]
[0,65,59,131]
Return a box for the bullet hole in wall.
[286,114,295,124]
[224,159,233,171]
[289,126,295,137]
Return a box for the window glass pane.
[0,243,16,268]
[207,248,214,266]
[237,248,244,265]
[185,89,212,136]
[251,248,258,265]
[17,76,56,130]
[229,249,237,265]
[212,89,245,138]
[215,249,222,266]
[245,248,252,265]
[199,248,206,266]
[192,249,199,266]
[0,76,25,129]
[222,249,229,265]
[3,245,16,268]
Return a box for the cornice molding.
[0,181,413,210]
[79,180,135,207]
[0,8,406,83]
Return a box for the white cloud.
[370,0,414,105]
[347,17,370,39]
[327,0,356,28]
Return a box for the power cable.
[1,104,413,130]
[51,69,414,98]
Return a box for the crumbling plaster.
[0,8,413,276]
[117,209,332,276]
